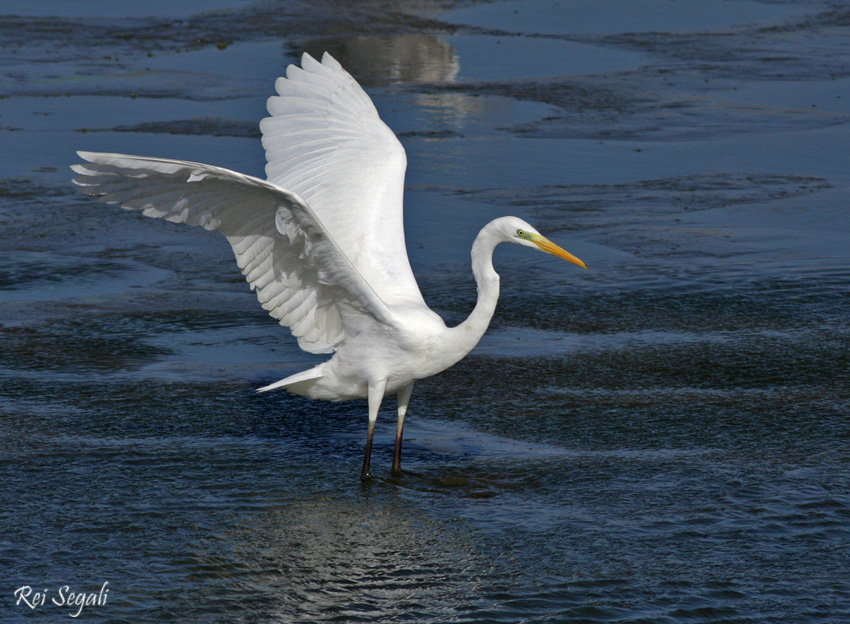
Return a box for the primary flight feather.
[72,51,587,480]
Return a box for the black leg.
[391,382,413,474]
[361,380,386,481]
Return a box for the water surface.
[2,0,849,622]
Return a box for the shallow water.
[2,1,850,622]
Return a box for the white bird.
[71,52,586,480]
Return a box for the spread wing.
[71,152,395,354]
[260,51,426,308]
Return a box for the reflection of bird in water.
[72,52,586,480]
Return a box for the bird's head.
[497,216,587,269]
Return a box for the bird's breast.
[326,306,464,397]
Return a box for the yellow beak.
[532,235,588,269]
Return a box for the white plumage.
[72,52,586,479]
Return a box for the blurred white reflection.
[302,34,459,85]
[230,497,483,621]
[301,34,495,136]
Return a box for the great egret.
[72,52,586,480]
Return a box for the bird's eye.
[517,229,525,237]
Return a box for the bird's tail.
[256,366,324,393]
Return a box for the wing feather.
[260,51,426,308]
[72,152,394,354]
[72,52,424,356]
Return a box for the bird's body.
[72,52,586,479]
[282,304,452,401]
[261,216,511,401]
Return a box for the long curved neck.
[451,223,502,355]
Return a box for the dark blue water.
[2,1,849,622]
